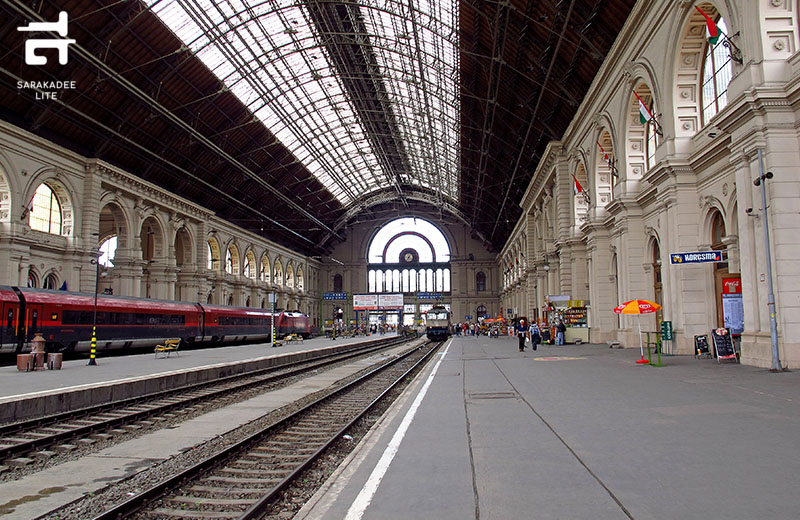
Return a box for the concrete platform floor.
[297,335,800,520]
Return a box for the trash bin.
[47,353,63,370]
[17,354,34,372]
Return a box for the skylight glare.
[147,0,459,206]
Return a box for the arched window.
[207,239,221,270]
[645,98,659,170]
[243,251,256,280]
[29,183,62,235]
[27,269,38,288]
[261,255,271,283]
[99,236,117,267]
[227,294,234,306]
[243,256,252,279]
[225,245,240,275]
[333,273,343,292]
[476,271,486,292]
[366,217,451,293]
[296,268,304,290]
[44,273,58,290]
[701,17,731,124]
[286,264,295,288]
[273,260,284,285]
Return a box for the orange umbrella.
[614,300,662,363]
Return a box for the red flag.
[695,6,720,45]
[572,174,584,195]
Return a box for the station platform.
[297,334,800,520]
[0,333,394,423]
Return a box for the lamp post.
[755,149,782,372]
[88,257,99,366]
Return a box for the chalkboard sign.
[694,335,711,358]
[711,328,738,363]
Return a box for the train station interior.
[1,3,800,519]
[1,0,799,369]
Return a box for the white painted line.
[344,341,452,520]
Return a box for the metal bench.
[155,338,181,358]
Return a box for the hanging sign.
[353,294,378,310]
[378,294,404,310]
[417,292,442,299]
[323,292,348,300]
[670,251,722,264]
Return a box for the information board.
[378,294,404,310]
[722,294,744,334]
[353,294,378,310]
[660,321,673,341]
[323,292,348,301]
[711,328,738,363]
[694,335,711,358]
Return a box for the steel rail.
[88,340,439,520]
[0,336,406,462]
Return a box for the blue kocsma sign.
[670,251,722,264]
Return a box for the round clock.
[404,252,414,262]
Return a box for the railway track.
[86,340,441,520]
[0,335,407,474]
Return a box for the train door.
[2,302,20,352]
[26,303,44,342]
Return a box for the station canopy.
[0,0,636,255]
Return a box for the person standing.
[517,319,529,352]
[529,321,540,351]
[556,319,566,345]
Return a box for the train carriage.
[198,304,273,343]
[0,286,310,355]
[18,288,203,353]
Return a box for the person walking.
[556,319,566,345]
[529,321,541,351]
[517,319,529,352]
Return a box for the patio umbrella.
[614,299,662,364]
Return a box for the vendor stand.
[544,296,589,344]
[563,300,589,343]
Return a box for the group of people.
[517,319,567,351]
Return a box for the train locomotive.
[424,305,452,341]
[0,286,310,355]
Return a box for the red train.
[0,286,310,354]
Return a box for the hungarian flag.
[695,6,720,45]
[634,90,653,124]
[572,174,584,196]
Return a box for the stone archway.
[673,2,734,137]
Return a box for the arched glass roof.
[147,0,460,206]
[368,217,450,263]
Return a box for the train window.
[51,313,58,321]
[31,310,38,332]
[7,309,13,332]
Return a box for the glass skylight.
[146,0,459,206]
